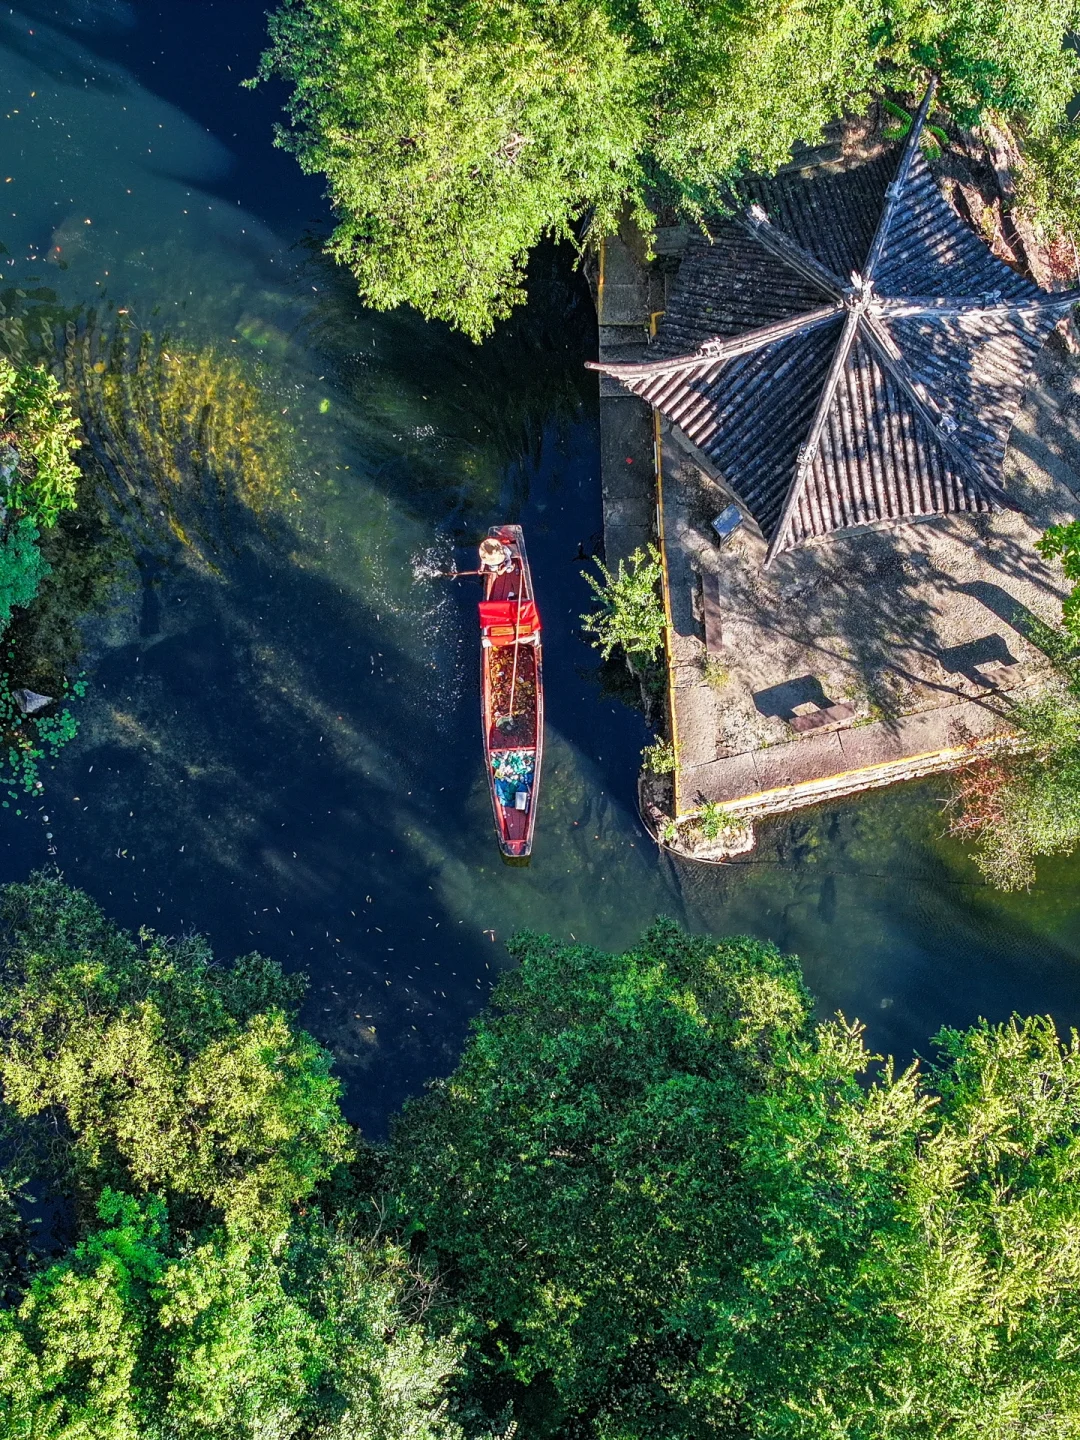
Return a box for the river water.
[1,0,1078,1132]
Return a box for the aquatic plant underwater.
[0,287,304,801]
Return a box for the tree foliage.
[1016,115,1080,244]
[8,880,1080,1437]
[720,1009,1080,1440]
[391,922,1080,1438]
[0,874,350,1236]
[391,922,812,1434]
[0,874,463,1440]
[1037,518,1080,640]
[255,0,645,341]
[257,0,1080,337]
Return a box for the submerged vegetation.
[5,878,1080,1437]
[257,0,1080,337]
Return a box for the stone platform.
[594,225,1080,840]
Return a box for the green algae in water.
[65,321,299,563]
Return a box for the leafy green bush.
[257,0,1080,336]
[392,922,1080,1438]
[641,736,676,774]
[1037,519,1080,636]
[696,797,732,841]
[0,358,80,529]
[0,357,85,796]
[581,543,666,664]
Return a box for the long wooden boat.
[479,525,543,858]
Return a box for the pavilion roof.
[590,84,1080,563]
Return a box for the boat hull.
[480,525,544,858]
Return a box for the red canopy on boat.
[479,599,540,643]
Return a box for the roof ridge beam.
[860,311,1012,506]
[585,304,842,380]
[737,208,848,301]
[765,308,862,565]
[863,79,938,282]
[882,292,1080,319]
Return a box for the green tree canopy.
[391,922,813,1433]
[257,0,1080,337]
[391,922,1080,1438]
[6,881,1080,1437]
[0,874,464,1440]
[0,874,349,1236]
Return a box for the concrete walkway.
[684,696,1015,818]
[596,228,662,565]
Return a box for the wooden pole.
[507,573,523,720]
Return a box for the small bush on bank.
[948,520,1080,889]
[949,683,1080,889]
[581,543,666,665]
[641,736,676,774]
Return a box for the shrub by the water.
[949,522,1080,888]
[0,359,80,635]
[0,357,85,799]
[0,358,80,530]
[581,543,666,665]
[641,736,676,774]
[0,519,46,636]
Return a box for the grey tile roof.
[590,84,1079,563]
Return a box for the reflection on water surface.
[0,0,1079,1133]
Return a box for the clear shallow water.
[1,0,1079,1133]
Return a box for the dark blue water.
[1,0,1078,1134]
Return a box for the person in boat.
[478,536,514,576]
